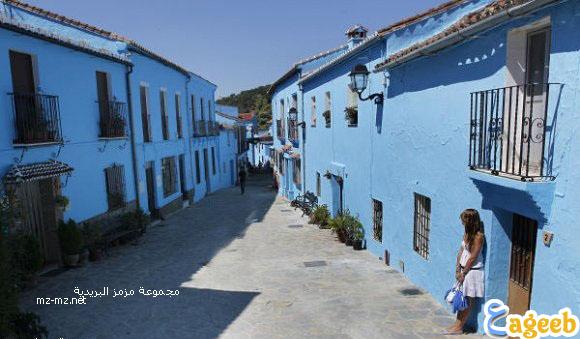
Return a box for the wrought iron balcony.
[8,92,62,145]
[193,120,207,137]
[98,100,127,138]
[469,83,560,182]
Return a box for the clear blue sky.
[25,0,446,98]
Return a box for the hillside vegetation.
[217,85,271,129]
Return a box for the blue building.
[215,105,244,189]
[271,0,580,330]
[0,0,229,266]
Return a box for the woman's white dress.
[460,240,485,298]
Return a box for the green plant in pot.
[82,222,103,262]
[329,215,347,243]
[344,107,358,126]
[58,219,84,267]
[351,219,365,251]
[8,233,44,288]
[310,205,330,229]
[54,195,69,211]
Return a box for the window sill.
[13,141,62,148]
[99,136,128,141]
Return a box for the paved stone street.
[21,175,475,339]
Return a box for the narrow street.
[21,175,462,339]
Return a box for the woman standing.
[446,209,485,335]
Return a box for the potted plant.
[322,110,331,126]
[329,215,347,243]
[310,205,330,229]
[58,219,84,267]
[344,107,358,126]
[82,221,103,261]
[9,233,44,288]
[54,195,69,211]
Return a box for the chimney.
[345,24,368,49]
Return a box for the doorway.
[330,175,344,217]
[203,149,211,193]
[15,178,60,266]
[507,213,538,315]
[178,154,187,202]
[145,161,158,219]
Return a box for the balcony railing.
[206,120,218,136]
[469,83,561,181]
[98,100,127,138]
[9,92,62,145]
[194,120,207,137]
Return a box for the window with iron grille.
[413,193,431,259]
[104,164,126,211]
[195,150,201,184]
[191,94,196,134]
[160,90,169,140]
[372,199,383,242]
[140,86,151,142]
[316,172,321,196]
[211,147,216,175]
[311,96,317,127]
[293,158,301,185]
[324,92,331,128]
[162,156,177,197]
[175,93,182,139]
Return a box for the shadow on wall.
[20,174,276,338]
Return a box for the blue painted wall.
[0,26,134,222]
[273,0,580,331]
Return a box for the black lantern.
[349,64,369,94]
[349,64,383,105]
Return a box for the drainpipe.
[184,75,195,202]
[125,64,140,210]
[299,83,306,195]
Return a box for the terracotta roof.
[374,0,544,70]
[267,43,348,94]
[4,0,198,77]
[377,0,468,35]
[239,112,256,121]
[298,0,470,84]
[3,160,73,184]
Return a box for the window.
[316,172,321,196]
[160,90,169,140]
[413,193,431,259]
[140,85,151,142]
[372,199,383,242]
[211,147,216,175]
[200,97,205,120]
[291,94,298,109]
[324,92,331,128]
[191,95,196,134]
[104,164,126,211]
[207,99,212,120]
[195,150,201,184]
[175,93,182,139]
[293,158,301,186]
[311,96,317,127]
[162,157,177,197]
[279,99,285,137]
[346,87,358,127]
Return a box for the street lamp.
[349,64,383,105]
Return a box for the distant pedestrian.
[239,167,247,194]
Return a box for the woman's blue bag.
[444,282,469,313]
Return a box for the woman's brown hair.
[461,209,482,248]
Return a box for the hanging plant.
[344,106,358,125]
[322,110,331,125]
[54,195,69,211]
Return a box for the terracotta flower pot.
[63,254,79,267]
